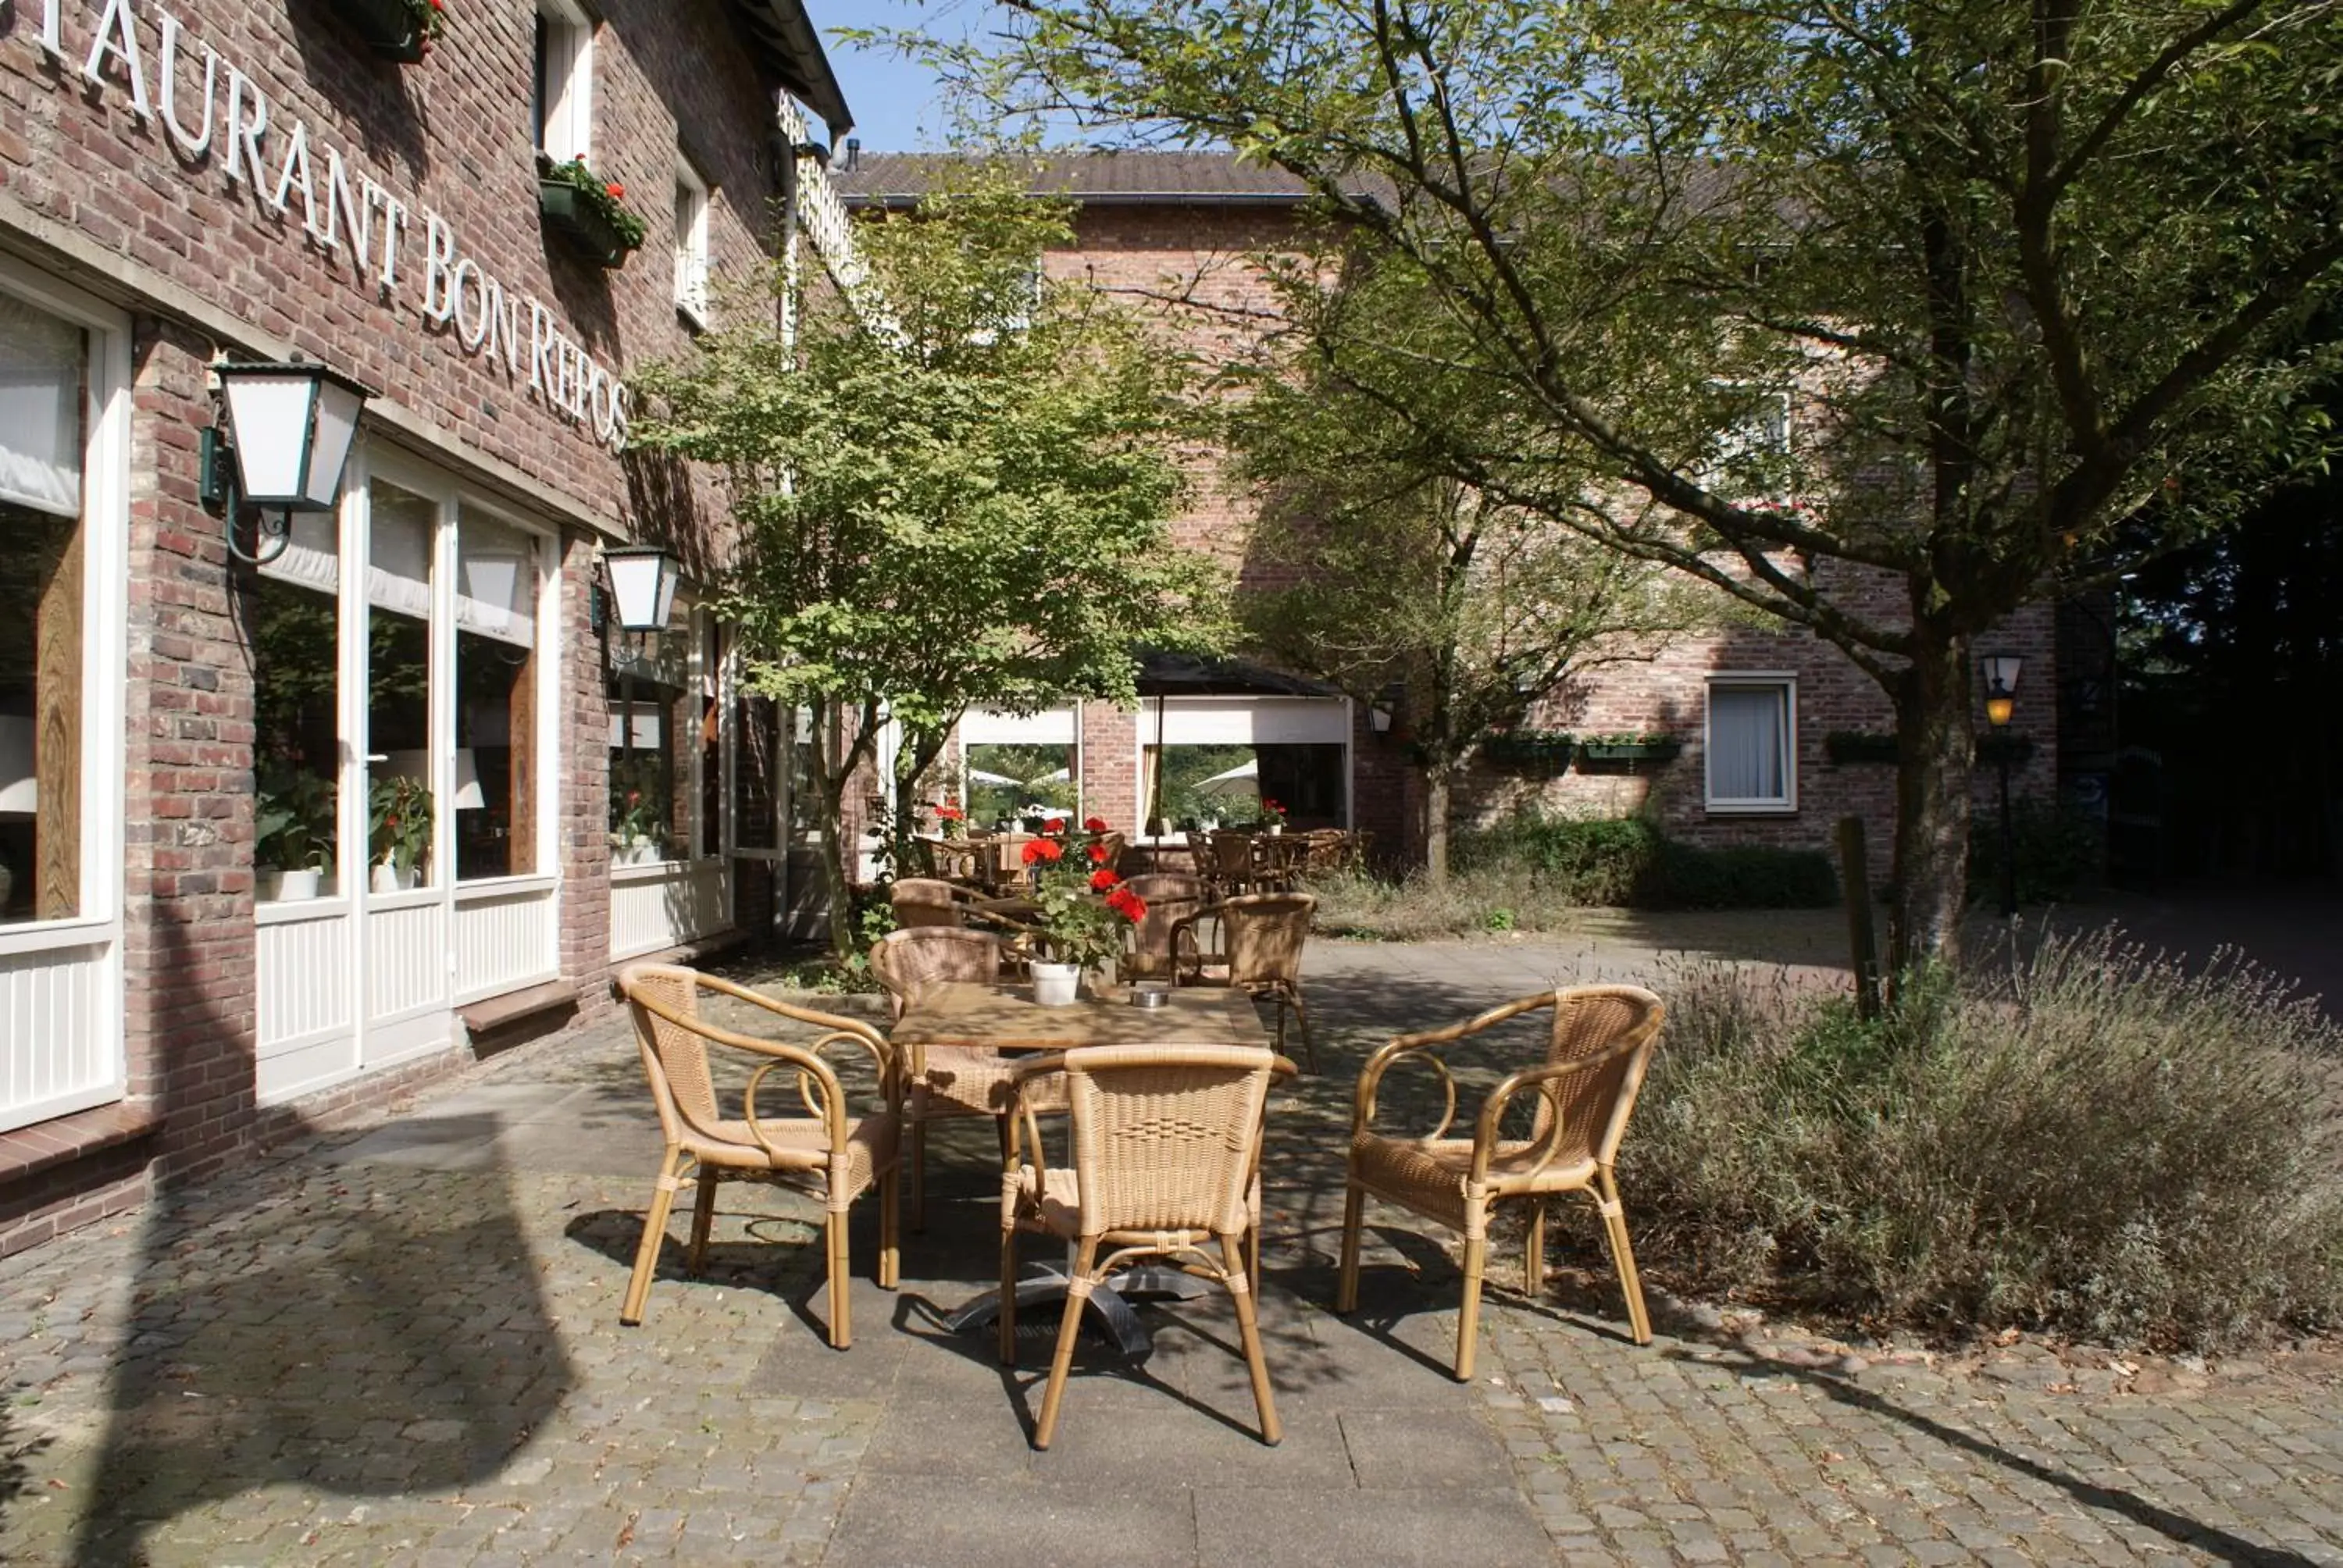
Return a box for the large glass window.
[455,508,540,881]
[366,480,437,892]
[608,617,684,866]
[253,514,341,900]
[965,742,1078,829]
[531,1,594,165]
[1706,676,1796,812]
[0,293,87,924]
[1141,743,1345,832]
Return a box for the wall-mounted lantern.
[201,355,371,566]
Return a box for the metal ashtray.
[1128,983,1171,1009]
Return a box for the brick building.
[0,0,861,1255]
[833,149,2057,869]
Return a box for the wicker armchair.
[1172,892,1318,1071]
[1119,873,1208,981]
[1336,985,1664,1381]
[869,927,1062,1228]
[616,964,901,1349]
[999,1044,1296,1450]
[891,877,975,928]
[1200,829,1262,900]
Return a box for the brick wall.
[0,0,791,1253]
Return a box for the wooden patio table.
[895,981,1275,1352]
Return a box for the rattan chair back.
[622,963,725,1148]
[1531,985,1664,1168]
[1059,1045,1277,1237]
[1204,830,1255,879]
[1222,893,1314,986]
[891,877,966,928]
[871,926,1001,1021]
[1122,874,1207,976]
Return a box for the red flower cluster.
[1021,837,1065,865]
[605,182,626,199]
[1089,867,1119,892]
[1083,816,1108,832]
[1044,816,1068,834]
[933,803,964,821]
[1104,885,1146,921]
[1086,840,1111,864]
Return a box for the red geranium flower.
[605,182,626,200]
[934,804,964,821]
[1086,841,1111,864]
[1022,838,1064,865]
[1089,868,1118,892]
[1106,887,1147,920]
[1083,816,1107,832]
[1044,817,1068,835]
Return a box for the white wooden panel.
[366,899,447,1022]
[256,1035,359,1107]
[0,939,120,1132]
[1157,698,1350,747]
[256,908,355,1060]
[609,861,732,960]
[962,707,1078,745]
[454,885,558,1003]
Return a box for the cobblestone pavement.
[2,932,2339,1566]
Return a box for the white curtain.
[0,293,84,519]
[455,508,536,650]
[1709,685,1787,800]
[368,480,435,621]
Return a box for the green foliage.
[608,754,669,845]
[1456,812,1838,910]
[1627,938,2343,1349]
[367,775,432,876]
[540,157,647,251]
[897,0,2343,957]
[255,762,334,873]
[1967,800,2106,906]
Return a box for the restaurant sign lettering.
[25,0,633,448]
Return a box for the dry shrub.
[1624,933,2343,1350]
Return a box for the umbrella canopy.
[1025,766,1072,786]
[1195,758,1261,799]
[967,767,1020,786]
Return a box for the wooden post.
[1835,814,1881,1021]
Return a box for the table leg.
[946,1261,1213,1357]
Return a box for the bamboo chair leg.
[1223,1234,1282,1446]
[1032,1235,1100,1451]
[1525,1199,1548,1299]
[686,1168,719,1277]
[909,1119,929,1233]
[879,1165,900,1291]
[1288,988,1317,1073]
[825,1207,852,1351]
[1335,1182,1365,1313]
[1248,1220,1263,1299]
[1455,1235,1488,1382]
[1594,1169,1653,1345]
[621,1151,685,1327]
[998,1224,1020,1366]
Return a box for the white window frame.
[1703,673,1798,815]
[0,261,130,1131]
[533,0,595,167]
[673,158,711,329]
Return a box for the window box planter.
[538,180,640,269]
[344,0,433,63]
[1483,732,1575,770]
[1575,737,1682,771]
[1825,730,1903,764]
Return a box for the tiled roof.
[830,150,1381,208]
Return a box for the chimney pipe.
[845,137,861,170]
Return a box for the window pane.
[966,743,1076,829]
[1710,685,1787,801]
[253,555,341,903]
[0,293,84,518]
[0,501,82,921]
[456,508,537,881]
[608,620,681,862]
[367,480,436,891]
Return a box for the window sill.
[0,1100,158,1185]
[1704,801,1798,816]
[676,297,710,333]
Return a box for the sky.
[818,0,988,154]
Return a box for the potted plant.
[931,800,967,839]
[1485,730,1575,769]
[610,786,664,865]
[256,764,336,900]
[1257,796,1289,835]
[538,156,647,269]
[1021,818,1147,1005]
[344,0,444,63]
[367,775,433,893]
[1575,732,1684,770]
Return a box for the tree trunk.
[891,722,950,880]
[1420,761,1453,884]
[1887,620,1975,978]
[808,701,857,958]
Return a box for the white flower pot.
[1265,823,1283,836]
[269,868,323,901]
[1031,961,1082,1008]
[371,861,417,894]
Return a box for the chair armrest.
[629,985,860,1155]
[703,971,902,1105]
[1001,1052,1071,1174]
[1351,989,1564,1140]
[1466,1033,1647,1186]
